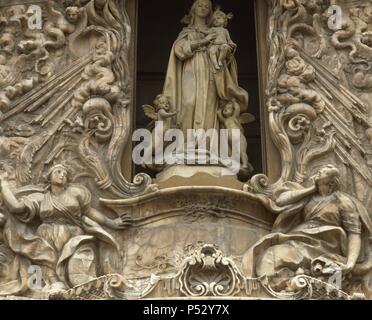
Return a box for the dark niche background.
[135,0,262,176]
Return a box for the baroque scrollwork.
[0,0,151,198]
[47,242,356,300]
[177,243,243,297]
[0,0,152,298]
[243,0,372,299]
[2,0,372,301]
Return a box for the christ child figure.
[208,7,236,70]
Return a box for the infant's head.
[154,94,170,111]
[66,6,80,23]
[212,7,233,27]
[222,100,235,117]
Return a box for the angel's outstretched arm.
[0,175,26,214]
[86,207,132,230]
[158,109,177,118]
[275,185,317,207]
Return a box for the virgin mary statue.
[162,0,249,135]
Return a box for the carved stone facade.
[0,0,372,300]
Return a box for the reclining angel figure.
[242,165,372,297]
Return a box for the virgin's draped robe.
[163,27,249,135]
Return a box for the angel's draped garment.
[3,185,115,283]
[242,188,372,278]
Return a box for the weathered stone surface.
[0,0,372,300]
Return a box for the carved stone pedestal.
[155,165,238,183]
[155,167,245,190]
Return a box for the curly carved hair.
[212,6,233,27]
[153,94,170,110]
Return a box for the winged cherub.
[142,94,176,154]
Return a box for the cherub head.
[212,7,233,28]
[154,94,170,111]
[66,6,80,23]
[221,100,236,118]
